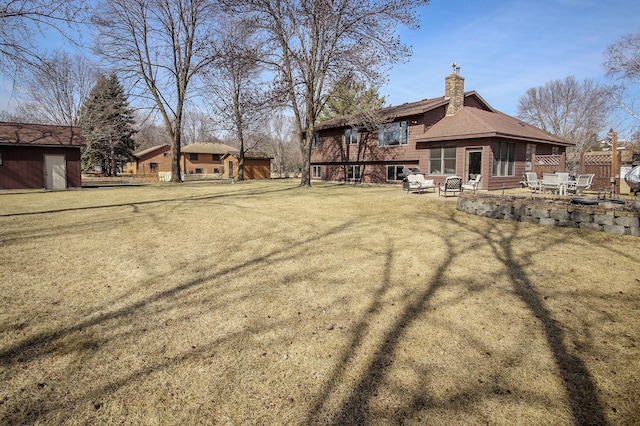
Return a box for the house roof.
[0,122,85,147]
[182,142,239,155]
[134,144,170,157]
[222,151,273,160]
[315,96,449,131]
[416,106,573,146]
[314,90,571,147]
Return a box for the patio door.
[44,154,67,190]
[465,149,482,183]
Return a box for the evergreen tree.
[79,73,136,175]
[319,77,387,122]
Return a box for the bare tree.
[604,32,640,124]
[267,113,299,177]
[204,18,269,180]
[226,0,429,187]
[94,0,219,182]
[133,111,171,151]
[517,76,614,163]
[15,51,97,126]
[182,108,219,145]
[0,0,88,73]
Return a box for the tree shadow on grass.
[448,214,608,426]
[305,210,608,425]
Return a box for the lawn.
[1,180,638,425]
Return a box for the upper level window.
[429,145,457,175]
[189,153,198,161]
[212,154,220,161]
[492,141,515,177]
[344,127,358,145]
[378,121,408,146]
[311,133,319,148]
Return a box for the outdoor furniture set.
[522,172,594,195]
[404,174,480,197]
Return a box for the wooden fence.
[531,151,626,192]
[532,153,566,176]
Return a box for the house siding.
[129,146,172,174]
[183,154,224,174]
[0,145,82,189]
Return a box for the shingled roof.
[315,96,450,131]
[0,122,85,147]
[416,106,573,146]
[181,142,239,155]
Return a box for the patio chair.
[567,174,593,194]
[405,174,435,194]
[541,173,560,194]
[522,172,541,192]
[438,176,463,197]
[461,174,481,193]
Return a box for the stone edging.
[456,193,640,236]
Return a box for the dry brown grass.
[1,180,638,425]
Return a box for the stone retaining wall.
[457,194,640,236]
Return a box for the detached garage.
[0,122,85,190]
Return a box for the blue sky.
[383,0,640,123]
[1,0,639,134]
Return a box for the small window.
[149,162,158,172]
[163,152,169,157]
[311,133,319,148]
[387,165,405,181]
[190,153,198,161]
[195,168,203,174]
[0,152,3,166]
[347,165,361,181]
[312,166,322,178]
[552,146,560,155]
[344,128,358,145]
[214,168,220,174]
[212,154,220,161]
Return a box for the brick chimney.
[445,65,464,116]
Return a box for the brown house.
[311,70,573,190]
[127,144,172,174]
[128,141,272,180]
[181,142,238,175]
[0,122,85,190]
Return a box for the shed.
[0,122,85,190]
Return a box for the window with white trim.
[312,166,322,178]
[344,127,358,145]
[492,141,516,177]
[387,165,405,181]
[378,121,408,146]
[347,165,361,181]
[429,145,457,175]
[311,133,319,148]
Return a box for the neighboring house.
[0,122,85,190]
[181,142,239,175]
[127,144,172,174]
[310,70,573,190]
[128,141,272,180]
[222,152,273,180]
